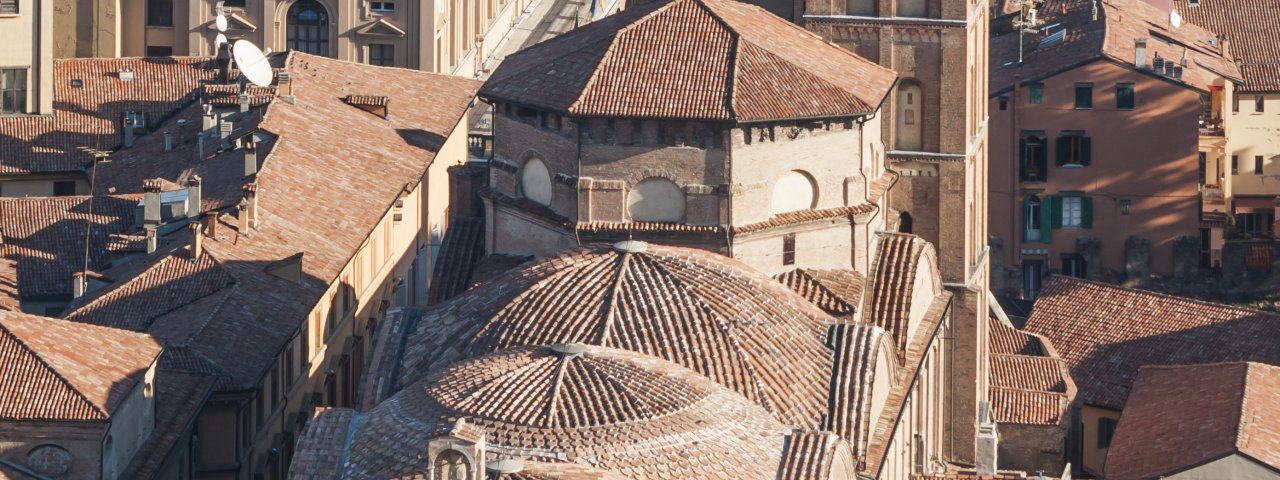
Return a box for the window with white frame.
[370,1,394,12]
[1061,196,1083,228]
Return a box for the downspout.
[723,124,733,256]
[1010,75,1021,273]
[574,117,583,247]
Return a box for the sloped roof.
[776,431,854,480]
[0,309,160,420]
[1171,0,1280,91]
[60,52,481,391]
[988,320,1073,426]
[775,268,864,317]
[346,345,790,479]
[481,0,896,121]
[862,233,932,358]
[0,57,215,174]
[990,0,1239,95]
[389,242,838,431]
[1024,276,1280,410]
[0,195,139,301]
[1105,362,1280,480]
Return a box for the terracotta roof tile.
[1105,362,1280,479]
[64,251,236,332]
[1024,276,1280,410]
[481,0,896,121]
[1172,0,1280,91]
[289,407,359,479]
[0,195,139,300]
[862,233,929,358]
[427,217,486,305]
[0,57,216,174]
[733,203,876,234]
[987,321,1074,425]
[776,431,848,480]
[824,324,892,457]
[0,309,160,420]
[775,268,864,317]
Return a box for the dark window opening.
[370,1,394,11]
[898,211,913,233]
[1024,196,1043,242]
[1020,132,1048,182]
[1061,254,1086,278]
[1232,155,1239,175]
[1256,95,1265,113]
[998,96,1008,111]
[146,0,172,26]
[2,68,27,115]
[1256,155,1265,175]
[1055,132,1092,166]
[0,0,18,15]
[368,44,394,66]
[1097,418,1117,449]
[1198,152,1207,185]
[1239,212,1274,238]
[1116,83,1135,109]
[1029,83,1044,105]
[1022,260,1043,301]
[52,181,76,196]
[782,233,796,266]
[145,46,173,56]
[287,0,330,56]
[1075,83,1093,109]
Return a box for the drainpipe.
[1010,75,1021,273]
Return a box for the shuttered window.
[1055,133,1092,166]
[0,0,17,15]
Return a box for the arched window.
[628,178,685,222]
[898,211,913,233]
[434,450,470,480]
[519,157,553,206]
[896,82,923,151]
[287,0,330,56]
[771,170,817,215]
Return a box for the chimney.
[1174,65,1184,79]
[1091,0,1099,21]
[240,183,259,230]
[1135,38,1148,69]
[239,91,250,113]
[243,136,258,176]
[143,179,163,227]
[189,221,203,259]
[186,175,202,220]
[122,116,136,147]
[1165,59,1175,77]
[219,121,233,150]
[176,119,189,145]
[277,71,292,97]
[71,272,86,299]
[1221,35,1231,57]
[201,104,215,130]
[164,129,174,151]
[145,226,158,254]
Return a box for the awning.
[1234,196,1278,212]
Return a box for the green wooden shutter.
[1082,196,1094,228]
[1037,139,1050,180]
[1055,137,1069,166]
[1042,196,1056,243]
[1081,137,1093,166]
[1022,197,1031,242]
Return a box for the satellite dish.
[232,39,273,87]
[1170,8,1183,28]
[215,13,228,32]
[214,33,228,48]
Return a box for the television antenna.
[1011,0,1043,64]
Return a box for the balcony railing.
[1202,184,1225,205]
[468,133,493,159]
[1199,116,1225,136]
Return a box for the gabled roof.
[0,309,161,421]
[775,268,864,317]
[60,52,481,391]
[1104,362,1280,480]
[988,320,1074,426]
[1171,0,1280,92]
[862,233,932,358]
[0,57,215,174]
[355,17,407,37]
[0,195,140,302]
[989,0,1239,95]
[481,0,896,121]
[1023,276,1280,410]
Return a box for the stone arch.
[628,177,685,222]
[279,0,335,56]
[896,80,924,151]
[433,449,471,480]
[519,156,553,206]
[771,170,818,215]
[898,211,913,233]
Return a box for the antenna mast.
[1011,0,1043,64]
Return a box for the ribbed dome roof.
[346,345,789,479]
[395,243,838,428]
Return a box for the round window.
[770,170,817,214]
[628,178,685,222]
[520,158,553,206]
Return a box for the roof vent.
[343,95,389,119]
[485,459,524,475]
[549,343,588,359]
[118,69,135,82]
[612,240,648,254]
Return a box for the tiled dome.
[395,242,838,428]
[346,345,790,479]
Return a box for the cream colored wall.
[0,178,89,197]
[0,0,53,114]
[733,225,856,276]
[731,125,866,227]
[102,363,157,479]
[1080,404,1120,476]
[1228,92,1280,198]
[876,325,948,480]
[52,0,121,57]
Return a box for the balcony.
[468,133,493,159]
[1202,184,1225,205]
[1198,115,1225,137]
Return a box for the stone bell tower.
[799,0,993,468]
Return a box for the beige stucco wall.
[1080,404,1120,476]
[0,177,89,197]
[52,0,121,57]
[102,363,157,479]
[0,0,54,114]
[1164,453,1280,480]
[1228,92,1280,199]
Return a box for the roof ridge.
[689,0,740,119]
[543,352,572,428]
[568,0,685,115]
[594,251,633,345]
[0,320,107,418]
[1046,275,1280,318]
[1234,362,1252,452]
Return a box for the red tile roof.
[990,0,1239,95]
[1024,276,1280,410]
[481,0,896,121]
[0,57,216,174]
[734,203,876,234]
[289,407,358,479]
[824,324,894,458]
[0,195,139,301]
[347,345,790,479]
[862,233,931,358]
[0,309,160,420]
[60,52,481,391]
[1171,0,1280,92]
[777,431,851,480]
[1104,362,1280,480]
[988,321,1074,426]
[775,268,865,317]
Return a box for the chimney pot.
[239,91,250,113]
[164,129,174,151]
[277,71,292,97]
[219,121,234,150]
[202,104,215,130]
[145,226,158,254]
[186,175,202,220]
[241,183,259,230]
[189,221,204,259]
[243,136,258,176]
[71,272,86,299]
[143,179,163,227]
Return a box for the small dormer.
[425,418,486,480]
